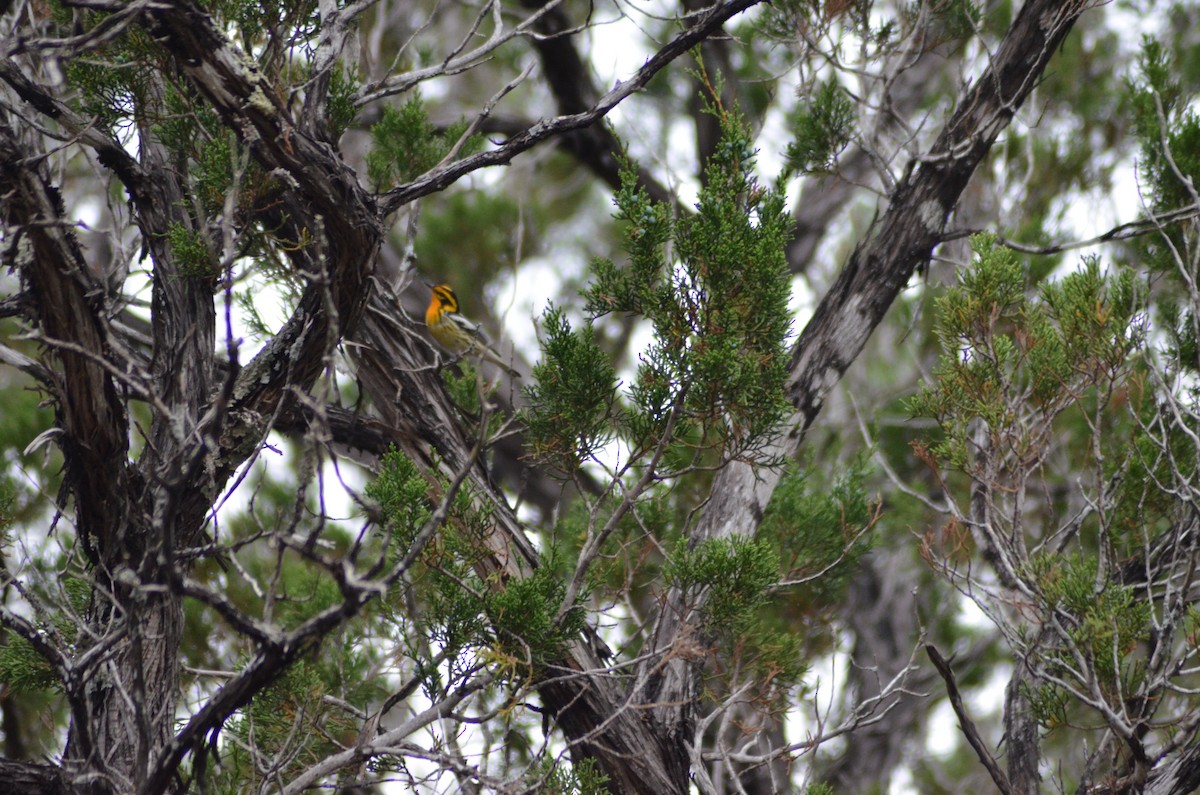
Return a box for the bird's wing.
[448,311,489,344]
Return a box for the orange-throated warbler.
[425,283,520,378]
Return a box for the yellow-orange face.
[426,284,460,326]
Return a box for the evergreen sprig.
[367,450,587,682]
[570,110,793,468]
[367,96,482,188]
[783,79,855,178]
[524,307,619,475]
[907,235,1145,470]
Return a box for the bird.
[424,283,520,378]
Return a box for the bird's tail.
[478,343,521,378]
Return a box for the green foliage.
[783,79,855,178]
[1024,680,1070,730]
[1157,297,1200,373]
[0,634,59,692]
[907,235,1145,470]
[0,369,53,458]
[415,191,543,289]
[221,658,358,787]
[1026,552,1153,726]
[548,481,682,613]
[1038,256,1142,395]
[520,113,802,695]
[1032,553,1152,659]
[167,223,217,279]
[65,51,149,136]
[367,97,482,188]
[1186,604,1200,645]
[275,566,343,628]
[193,131,240,218]
[200,0,320,47]
[1128,34,1200,377]
[0,571,92,694]
[62,577,91,616]
[582,110,793,464]
[9,0,1200,790]
[666,535,807,685]
[242,659,326,744]
[155,87,269,222]
[487,558,585,671]
[760,458,874,610]
[1109,394,1199,549]
[909,234,1170,741]
[324,64,360,140]
[1130,35,1200,232]
[903,0,981,41]
[233,289,271,337]
[366,449,434,547]
[437,359,511,439]
[0,573,94,694]
[756,0,897,49]
[523,307,618,474]
[367,450,582,681]
[530,756,611,795]
[0,574,87,696]
[0,479,13,543]
[667,536,777,633]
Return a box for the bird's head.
[430,284,460,314]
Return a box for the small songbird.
[424,283,520,378]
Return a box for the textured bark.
[718,0,1094,534]
[786,35,960,275]
[350,1,1099,792]
[1145,745,1200,795]
[0,759,65,795]
[68,594,183,795]
[1004,664,1042,795]
[0,118,157,793]
[1,82,206,790]
[517,0,677,207]
[0,118,130,561]
[139,1,382,485]
[2,0,378,790]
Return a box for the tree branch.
[0,118,131,557]
[0,758,65,795]
[516,0,677,205]
[379,0,764,215]
[137,0,383,531]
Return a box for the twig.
[945,202,1200,255]
[925,644,1013,795]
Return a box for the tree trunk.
[64,591,183,795]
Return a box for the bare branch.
[379,0,764,214]
[926,644,1013,795]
